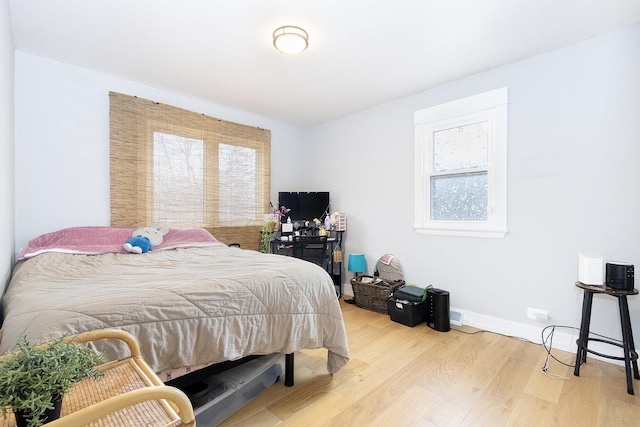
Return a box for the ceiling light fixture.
[273,26,309,54]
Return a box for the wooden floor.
[220,299,640,426]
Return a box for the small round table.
[574,281,639,395]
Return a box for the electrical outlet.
[527,307,549,321]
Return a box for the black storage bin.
[386,297,427,327]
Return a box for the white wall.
[14,52,306,251]
[12,22,640,352]
[0,0,15,296]
[305,24,640,342]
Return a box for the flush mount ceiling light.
[273,26,309,54]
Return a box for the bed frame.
[166,353,295,391]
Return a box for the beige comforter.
[0,245,349,377]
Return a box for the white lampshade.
[273,26,309,54]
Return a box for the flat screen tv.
[278,192,330,223]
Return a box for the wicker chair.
[0,329,195,427]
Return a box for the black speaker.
[606,262,634,291]
[427,288,450,332]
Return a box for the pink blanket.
[18,226,220,260]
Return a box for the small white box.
[578,253,604,285]
[333,212,347,231]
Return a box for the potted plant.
[260,220,278,253]
[0,335,104,427]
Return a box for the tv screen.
[278,192,330,223]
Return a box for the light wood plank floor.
[220,299,640,426]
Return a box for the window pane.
[219,143,257,223]
[430,172,487,221]
[153,132,204,224]
[433,121,488,172]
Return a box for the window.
[217,143,258,223]
[414,87,508,238]
[153,132,205,225]
[110,92,271,250]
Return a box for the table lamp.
[348,253,367,277]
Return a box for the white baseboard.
[342,285,625,367]
[452,306,626,367]
[343,281,354,297]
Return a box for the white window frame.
[414,87,508,238]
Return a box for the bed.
[0,226,350,385]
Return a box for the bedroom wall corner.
[0,0,16,303]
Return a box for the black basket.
[387,298,427,327]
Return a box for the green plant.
[0,336,104,427]
[260,220,278,253]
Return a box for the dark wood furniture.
[574,281,639,394]
[271,231,344,297]
[291,235,328,266]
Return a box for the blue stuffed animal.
[123,236,153,254]
[123,226,169,254]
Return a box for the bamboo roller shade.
[109,92,271,251]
